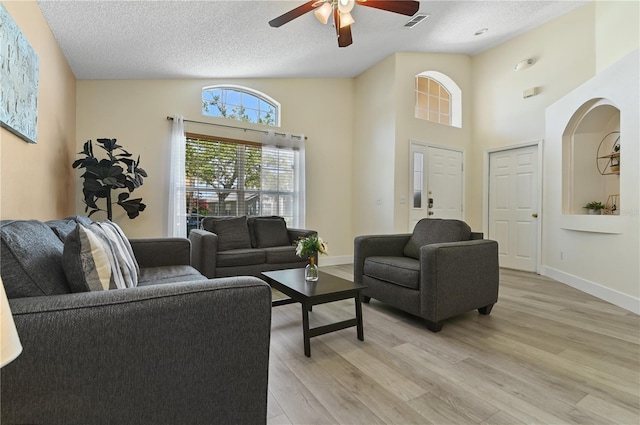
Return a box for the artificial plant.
[73,138,147,220]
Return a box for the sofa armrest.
[189,229,218,278]
[354,234,411,284]
[420,239,499,322]
[1,277,271,425]
[130,237,191,268]
[287,228,317,244]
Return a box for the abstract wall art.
[0,3,39,144]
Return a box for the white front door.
[409,142,463,231]
[488,145,539,272]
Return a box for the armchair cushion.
[403,219,471,259]
[363,256,420,290]
[253,217,290,248]
[202,216,252,251]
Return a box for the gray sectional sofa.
[0,216,271,425]
[189,215,317,278]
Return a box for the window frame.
[201,85,281,127]
[185,132,297,232]
[414,71,462,128]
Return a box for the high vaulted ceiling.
[36,0,589,80]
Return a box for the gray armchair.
[354,218,499,332]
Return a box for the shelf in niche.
[561,214,625,234]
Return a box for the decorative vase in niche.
[305,257,319,281]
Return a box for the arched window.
[202,85,280,127]
[415,71,462,128]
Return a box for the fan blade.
[338,25,353,47]
[356,0,420,16]
[269,1,317,28]
[333,9,353,47]
[333,9,353,48]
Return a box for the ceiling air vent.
[404,14,429,28]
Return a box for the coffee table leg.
[302,302,311,357]
[355,292,364,341]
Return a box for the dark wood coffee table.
[262,268,367,357]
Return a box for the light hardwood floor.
[267,266,640,425]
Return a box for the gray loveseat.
[0,216,271,425]
[354,218,499,332]
[189,215,316,278]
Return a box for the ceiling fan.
[268,0,420,48]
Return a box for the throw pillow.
[253,218,290,248]
[202,216,252,252]
[62,224,117,292]
[94,221,139,288]
[403,219,472,259]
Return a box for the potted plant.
[295,234,328,281]
[583,201,605,215]
[73,138,147,220]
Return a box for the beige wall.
[595,0,640,72]
[76,79,355,260]
[393,53,473,231]
[352,55,396,236]
[470,1,639,307]
[0,0,76,220]
[469,3,597,227]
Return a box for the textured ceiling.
[36,0,589,80]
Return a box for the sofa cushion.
[138,265,205,286]
[62,224,117,292]
[403,219,471,259]
[1,220,71,298]
[264,246,305,264]
[247,216,286,248]
[47,216,93,242]
[202,216,252,251]
[364,256,421,290]
[253,218,290,248]
[217,249,265,268]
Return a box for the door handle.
[532,213,538,218]
[428,211,434,216]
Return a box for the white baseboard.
[318,255,353,267]
[541,266,640,315]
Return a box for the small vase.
[305,257,319,281]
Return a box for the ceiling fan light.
[338,0,355,14]
[315,2,333,24]
[339,12,355,28]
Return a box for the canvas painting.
[0,3,39,144]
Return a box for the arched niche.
[562,98,620,215]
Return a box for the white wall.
[76,78,355,262]
[545,50,639,310]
